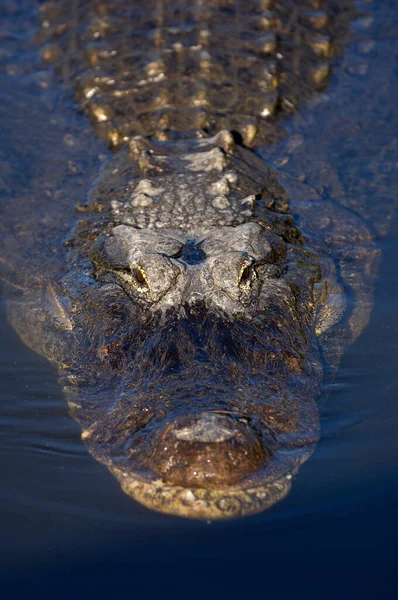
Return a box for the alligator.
[2,0,380,519]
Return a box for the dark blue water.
[1,1,397,597]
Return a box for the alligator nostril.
[146,412,269,488]
[176,240,206,265]
[173,413,237,443]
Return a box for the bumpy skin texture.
[38,0,357,146]
[5,0,379,519]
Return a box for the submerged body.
[2,0,379,518]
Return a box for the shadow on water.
[0,0,398,597]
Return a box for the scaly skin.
[3,0,380,519]
[38,0,357,146]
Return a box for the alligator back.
[39,0,356,146]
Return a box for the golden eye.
[238,263,255,287]
[131,266,149,290]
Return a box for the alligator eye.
[131,266,149,291]
[238,263,256,288]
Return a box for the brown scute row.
[38,0,356,148]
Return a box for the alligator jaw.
[105,424,317,520]
[111,461,305,521]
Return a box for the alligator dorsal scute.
[38,0,355,148]
[85,131,289,231]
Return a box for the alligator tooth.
[183,489,196,504]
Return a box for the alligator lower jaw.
[109,457,314,520]
[112,469,291,520]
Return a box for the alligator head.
[41,132,345,519]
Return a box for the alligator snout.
[146,412,269,488]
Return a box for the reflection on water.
[0,0,398,594]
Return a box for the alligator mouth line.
[73,359,321,520]
[110,461,305,521]
[103,414,317,520]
